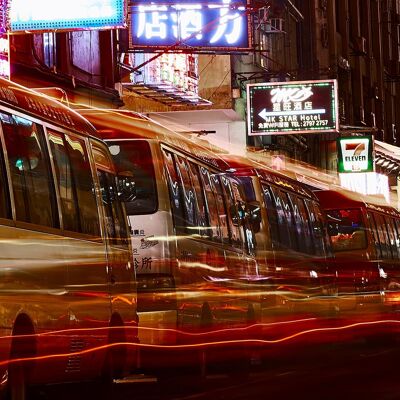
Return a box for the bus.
[0,78,137,399]
[223,157,337,319]
[78,109,260,371]
[315,189,400,312]
[78,108,341,375]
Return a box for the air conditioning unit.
[355,36,367,55]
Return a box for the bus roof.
[0,78,97,136]
[315,189,400,218]
[78,108,231,170]
[221,153,318,200]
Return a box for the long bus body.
[315,189,400,313]
[224,161,337,321]
[0,79,137,398]
[78,108,346,373]
[78,109,260,367]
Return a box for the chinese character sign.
[0,34,9,79]
[9,0,126,31]
[130,0,249,50]
[247,80,339,136]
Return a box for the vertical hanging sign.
[0,0,9,79]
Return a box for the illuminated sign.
[337,136,374,173]
[9,0,126,32]
[129,0,249,50]
[247,80,338,135]
[0,34,9,79]
[339,172,389,203]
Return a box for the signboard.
[0,34,9,79]
[129,0,250,51]
[9,0,126,32]
[247,79,338,136]
[339,172,389,203]
[337,136,374,173]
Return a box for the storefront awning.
[375,140,400,175]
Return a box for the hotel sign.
[247,80,338,135]
[337,136,374,173]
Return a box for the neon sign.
[129,0,249,50]
[9,0,126,31]
[247,80,339,136]
[0,34,9,79]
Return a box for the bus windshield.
[108,140,157,215]
[326,208,367,251]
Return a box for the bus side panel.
[0,226,71,384]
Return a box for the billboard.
[247,80,338,136]
[129,0,250,51]
[337,136,374,173]
[9,0,126,32]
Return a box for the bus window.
[199,166,221,241]
[296,197,314,255]
[281,191,299,251]
[163,150,185,235]
[174,155,198,235]
[48,130,80,232]
[1,113,58,228]
[325,207,367,252]
[108,141,157,215]
[65,134,100,236]
[393,218,400,255]
[97,170,129,247]
[374,213,391,259]
[312,202,332,257]
[384,216,398,259]
[0,127,11,219]
[261,184,280,249]
[270,186,291,250]
[210,174,230,245]
[367,212,382,259]
[221,175,241,248]
[187,162,209,237]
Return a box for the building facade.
[8,0,400,198]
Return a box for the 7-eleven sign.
[337,136,374,173]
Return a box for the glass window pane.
[109,141,157,215]
[48,130,80,232]
[98,170,128,247]
[65,134,99,236]
[262,184,280,249]
[210,174,230,244]
[163,150,185,235]
[199,166,221,241]
[0,126,11,219]
[1,113,58,228]
[325,207,367,253]
[174,155,198,234]
[188,162,209,237]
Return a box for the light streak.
[1,319,400,368]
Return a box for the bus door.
[47,129,110,376]
[91,140,137,348]
[109,140,176,350]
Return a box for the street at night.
[0,0,400,399]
